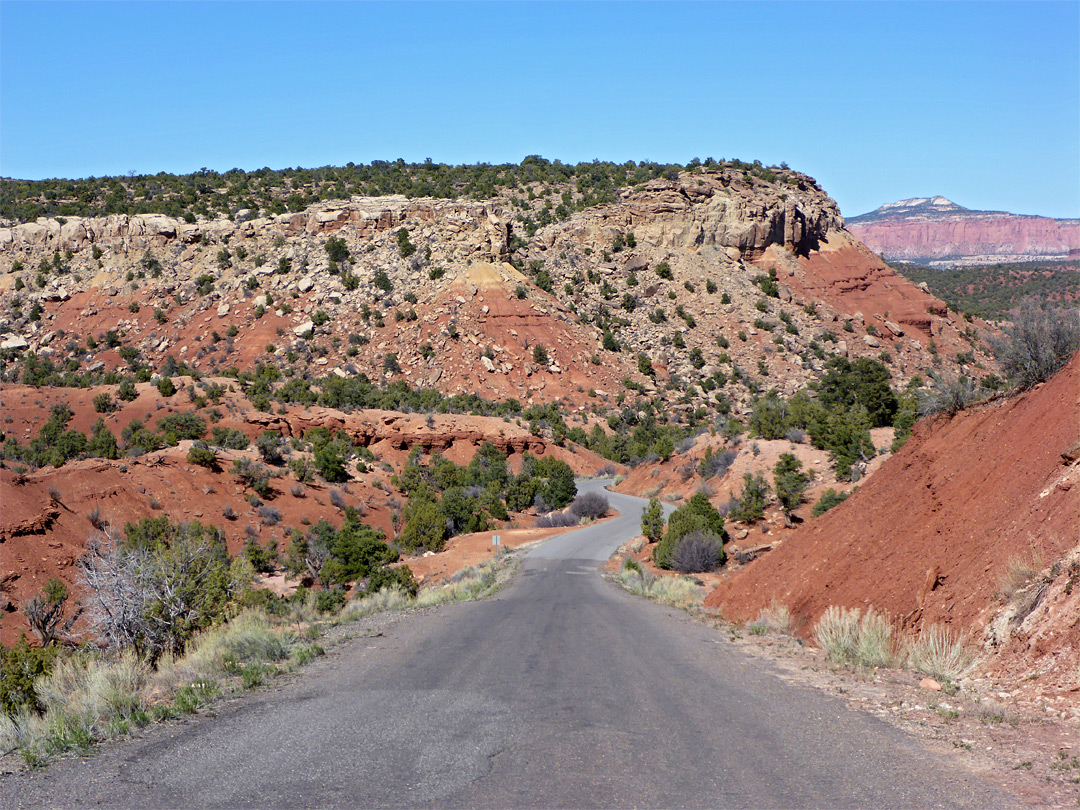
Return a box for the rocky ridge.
[1,168,995,416]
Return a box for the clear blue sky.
[2,1,1077,218]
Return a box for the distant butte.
[847,196,1080,266]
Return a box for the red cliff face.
[846,197,1080,264]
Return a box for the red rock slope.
[705,352,1080,637]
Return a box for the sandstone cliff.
[847,197,1080,266]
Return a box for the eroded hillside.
[2,164,994,419]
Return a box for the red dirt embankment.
[705,353,1080,637]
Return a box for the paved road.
[2,481,1016,809]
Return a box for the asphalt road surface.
[1,481,1017,809]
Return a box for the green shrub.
[314,443,348,483]
[639,498,665,542]
[157,412,206,442]
[817,357,898,428]
[637,353,654,376]
[812,488,851,517]
[255,432,285,466]
[366,565,419,598]
[654,492,726,569]
[314,587,347,614]
[0,637,60,715]
[242,536,278,574]
[186,443,218,469]
[93,393,116,413]
[747,392,790,439]
[117,379,138,402]
[232,458,273,497]
[325,236,350,263]
[155,377,176,398]
[669,530,725,573]
[211,426,249,449]
[400,490,448,552]
[396,228,416,258]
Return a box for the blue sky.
[2,1,1077,218]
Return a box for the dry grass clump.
[340,558,505,620]
[416,562,499,607]
[152,610,289,693]
[617,567,704,609]
[997,548,1045,601]
[4,552,514,765]
[905,623,973,682]
[2,651,150,765]
[338,584,412,620]
[814,606,896,668]
[811,606,976,683]
[2,611,306,766]
[748,600,793,635]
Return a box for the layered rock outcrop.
[597,171,843,258]
[0,196,513,261]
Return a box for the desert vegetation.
[0,540,511,766]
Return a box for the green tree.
[93,393,116,413]
[88,419,120,459]
[532,456,576,509]
[319,516,396,587]
[729,472,770,524]
[255,432,286,466]
[117,379,138,402]
[773,453,811,517]
[400,487,447,552]
[817,357,898,428]
[325,235,350,263]
[396,228,416,258]
[79,520,233,664]
[637,352,654,376]
[747,392,790,439]
[157,412,207,442]
[314,442,349,483]
[641,498,665,543]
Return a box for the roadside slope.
[705,353,1080,638]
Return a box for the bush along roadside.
[0,551,517,769]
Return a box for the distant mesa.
[847,196,1080,267]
